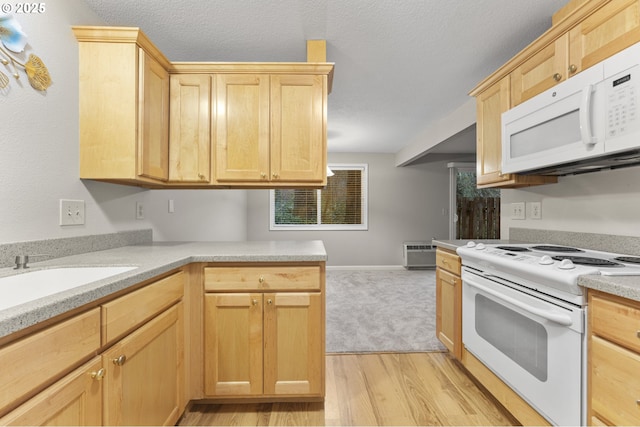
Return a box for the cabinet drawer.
[590,336,640,426]
[102,271,184,344]
[590,293,640,353]
[0,356,102,426]
[436,249,461,275]
[204,266,321,292]
[0,308,100,415]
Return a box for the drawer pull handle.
[112,355,127,366]
[90,368,105,380]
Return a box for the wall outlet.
[136,202,144,220]
[511,202,525,220]
[529,202,541,219]
[60,199,85,226]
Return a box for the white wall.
[501,166,640,238]
[246,153,451,266]
[0,0,247,244]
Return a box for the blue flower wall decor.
[0,13,51,91]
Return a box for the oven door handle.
[465,277,573,326]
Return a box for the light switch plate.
[60,199,85,226]
[511,202,525,220]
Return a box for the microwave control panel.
[606,66,639,138]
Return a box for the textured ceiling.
[82,0,568,155]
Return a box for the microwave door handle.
[464,276,573,326]
[580,84,597,146]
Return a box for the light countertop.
[0,240,326,339]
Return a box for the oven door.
[462,268,584,426]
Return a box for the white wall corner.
[395,98,476,166]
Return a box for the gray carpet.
[326,269,447,353]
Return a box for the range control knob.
[539,255,554,265]
[558,259,575,270]
[476,243,486,250]
[466,241,476,248]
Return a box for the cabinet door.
[511,33,569,106]
[102,302,183,426]
[436,268,462,360]
[214,74,270,183]
[570,0,640,74]
[590,335,640,426]
[263,292,323,396]
[138,49,169,181]
[0,357,103,426]
[476,77,511,186]
[169,74,212,183]
[270,75,326,184]
[203,293,263,396]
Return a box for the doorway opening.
[448,163,500,239]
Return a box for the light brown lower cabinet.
[204,292,323,398]
[102,302,184,426]
[588,290,640,426]
[0,356,103,426]
[435,248,462,360]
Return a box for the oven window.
[475,294,548,381]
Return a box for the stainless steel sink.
[0,266,137,311]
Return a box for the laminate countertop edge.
[0,240,327,339]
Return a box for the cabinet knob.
[112,355,127,366]
[267,299,273,305]
[260,172,267,179]
[553,72,562,82]
[272,173,279,179]
[568,64,577,74]
[198,173,206,180]
[636,330,640,338]
[259,276,265,283]
[252,299,258,306]
[90,368,105,380]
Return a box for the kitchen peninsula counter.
[0,240,327,339]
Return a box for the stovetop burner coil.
[613,256,640,264]
[495,246,531,252]
[552,255,622,267]
[531,245,584,253]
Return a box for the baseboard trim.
[327,265,406,271]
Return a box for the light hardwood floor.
[178,352,518,426]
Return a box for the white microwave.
[502,42,640,176]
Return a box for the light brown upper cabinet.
[512,0,640,107]
[214,74,326,187]
[475,78,557,188]
[470,0,640,188]
[511,34,570,107]
[74,27,170,187]
[169,74,212,184]
[73,26,333,189]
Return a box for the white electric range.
[456,242,640,426]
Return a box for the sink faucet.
[14,254,52,269]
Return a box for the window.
[270,164,368,230]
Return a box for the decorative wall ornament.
[0,13,51,91]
